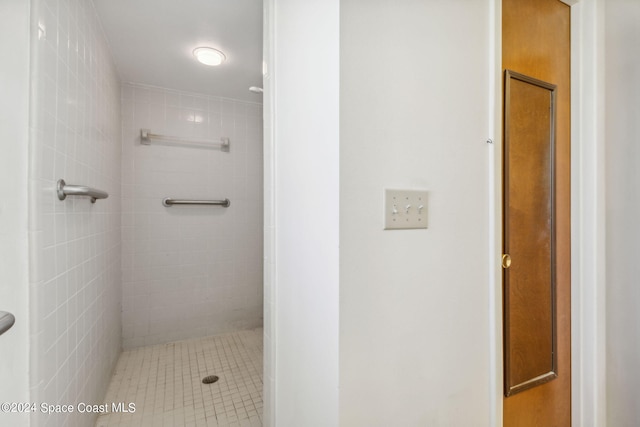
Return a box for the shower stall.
[0,0,264,426]
[118,83,263,350]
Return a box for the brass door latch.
[502,254,512,269]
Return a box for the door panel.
[504,71,557,396]
[502,0,571,425]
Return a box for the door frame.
[0,1,31,424]
[489,0,607,425]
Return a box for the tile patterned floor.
[96,329,263,427]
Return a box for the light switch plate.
[384,189,428,230]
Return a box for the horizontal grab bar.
[57,179,109,203]
[0,311,15,336]
[162,198,231,208]
[141,129,230,152]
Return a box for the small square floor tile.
[96,329,263,427]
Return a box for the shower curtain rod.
[140,129,230,152]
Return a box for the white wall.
[27,0,122,425]
[340,1,491,425]
[268,0,340,425]
[120,83,263,348]
[0,0,32,425]
[569,0,608,425]
[605,1,640,425]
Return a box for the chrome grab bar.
[0,312,15,336]
[162,198,231,208]
[57,179,109,203]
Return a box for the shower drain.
[202,375,220,384]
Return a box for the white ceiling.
[94,0,263,102]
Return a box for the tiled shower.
[120,83,263,349]
[29,0,122,426]
[23,0,264,426]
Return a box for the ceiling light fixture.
[193,47,226,66]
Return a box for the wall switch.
[384,189,428,230]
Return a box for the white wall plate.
[384,189,428,230]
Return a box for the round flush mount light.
[193,47,226,66]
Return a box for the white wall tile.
[28,0,122,426]
[121,83,263,349]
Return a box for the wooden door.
[502,0,571,425]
